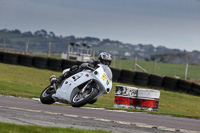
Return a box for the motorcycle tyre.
[71,88,98,107]
[40,85,55,104]
[88,98,97,104]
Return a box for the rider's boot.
[50,72,71,85]
[56,72,71,84]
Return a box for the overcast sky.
[0,0,200,51]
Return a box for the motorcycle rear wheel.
[71,88,98,107]
[40,85,55,104]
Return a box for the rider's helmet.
[98,52,112,66]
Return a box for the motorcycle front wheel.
[71,88,98,107]
[40,85,55,104]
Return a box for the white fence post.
[133,56,147,72]
[48,41,51,57]
[153,60,157,73]
[185,63,188,79]
[67,43,70,60]
[113,54,116,67]
[25,39,29,54]
[133,57,137,71]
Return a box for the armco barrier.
[118,69,135,84]
[0,52,200,96]
[114,85,160,111]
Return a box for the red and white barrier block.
[114,85,160,111]
[136,89,160,111]
[114,85,138,109]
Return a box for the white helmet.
[98,52,112,66]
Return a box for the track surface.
[0,95,200,133]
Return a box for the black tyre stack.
[162,76,178,91]
[3,52,19,65]
[76,61,84,66]
[191,83,200,96]
[33,57,48,69]
[0,52,4,62]
[176,79,192,93]
[18,54,33,67]
[148,74,164,88]
[133,72,149,86]
[118,69,135,84]
[110,67,121,82]
[62,60,77,70]
[48,58,62,71]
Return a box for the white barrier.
[114,85,160,111]
[114,85,138,109]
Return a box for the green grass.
[111,58,200,79]
[0,122,110,133]
[0,63,200,119]
[0,63,56,98]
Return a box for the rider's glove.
[49,75,57,85]
[81,63,94,69]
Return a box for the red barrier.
[136,98,159,111]
[114,85,160,111]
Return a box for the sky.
[0,0,200,51]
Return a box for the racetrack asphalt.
[0,95,199,133]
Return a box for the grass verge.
[0,122,110,133]
[0,63,200,119]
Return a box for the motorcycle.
[40,64,113,107]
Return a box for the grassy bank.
[0,122,109,133]
[0,63,200,119]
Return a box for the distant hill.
[1,29,200,64]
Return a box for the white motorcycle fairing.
[52,64,112,104]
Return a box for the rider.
[50,52,112,86]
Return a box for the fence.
[0,51,200,96]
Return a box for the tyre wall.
[191,83,200,96]
[62,59,77,70]
[148,74,164,88]
[162,76,178,91]
[118,69,135,84]
[133,72,149,86]
[48,58,62,71]
[0,52,4,62]
[18,54,33,67]
[176,79,192,93]
[33,57,48,69]
[3,52,19,65]
[0,52,200,96]
[110,68,121,82]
